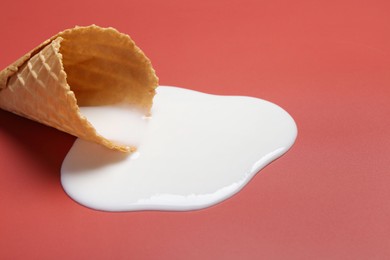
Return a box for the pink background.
[1,0,390,259]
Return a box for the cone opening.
[57,26,157,113]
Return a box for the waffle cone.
[0,25,158,152]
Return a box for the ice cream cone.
[0,25,158,152]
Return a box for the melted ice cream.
[61,86,297,211]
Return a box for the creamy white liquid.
[61,86,297,211]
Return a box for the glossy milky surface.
[61,86,297,211]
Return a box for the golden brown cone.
[0,25,158,152]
